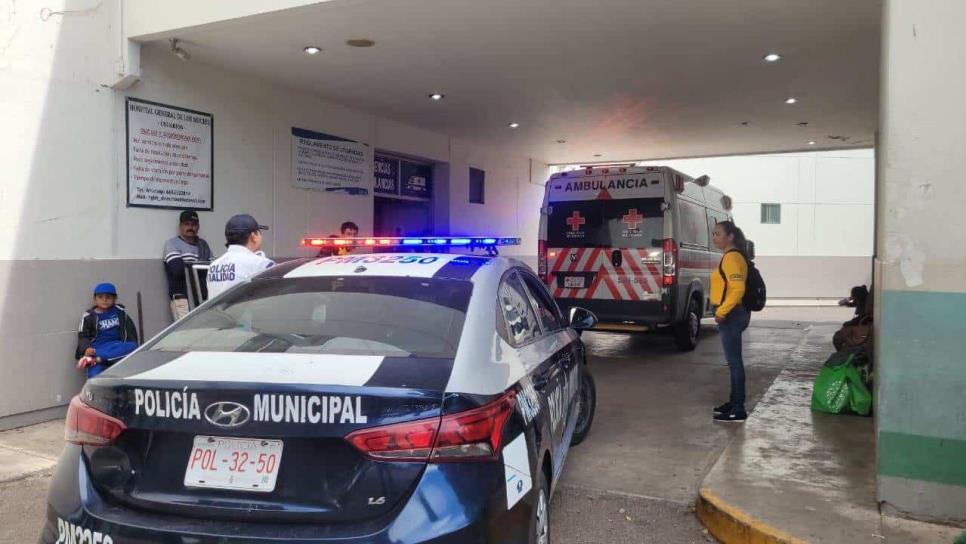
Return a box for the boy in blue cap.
[75,283,139,378]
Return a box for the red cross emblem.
[566,211,586,232]
[622,209,644,230]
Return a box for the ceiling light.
[556,139,567,144]
[740,122,751,126]
[785,97,798,105]
[763,53,782,62]
[429,93,444,101]
[303,46,321,55]
[797,122,809,126]
[808,141,816,145]
[593,154,602,157]
[346,39,375,48]
[508,122,520,129]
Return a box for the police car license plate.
[564,276,585,289]
[184,436,283,493]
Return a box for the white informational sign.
[126,98,213,210]
[291,127,371,196]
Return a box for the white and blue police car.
[42,237,598,544]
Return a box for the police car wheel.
[571,367,596,446]
[673,298,701,351]
[530,468,550,544]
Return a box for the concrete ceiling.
[138,0,881,164]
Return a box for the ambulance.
[537,165,733,350]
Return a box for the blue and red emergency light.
[301,236,520,248]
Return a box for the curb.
[696,488,807,544]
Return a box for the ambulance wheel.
[673,298,701,351]
[570,367,596,446]
[530,466,550,544]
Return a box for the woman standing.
[710,221,751,422]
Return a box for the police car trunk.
[539,166,675,329]
[67,264,485,526]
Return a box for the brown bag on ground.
[833,316,873,352]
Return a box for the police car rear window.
[148,277,471,358]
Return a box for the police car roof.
[259,253,514,282]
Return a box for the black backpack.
[719,250,766,312]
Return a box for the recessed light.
[740,121,751,127]
[785,97,798,105]
[808,141,816,145]
[556,139,567,144]
[429,93,444,101]
[346,39,375,48]
[593,154,602,157]
[508,122,520,129]
[303,46,321,55]
[763,53,782,62]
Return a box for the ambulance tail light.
[662,238,678,287]
[538,240,548,283]
[65,396,126,446]
[346,391,516,463]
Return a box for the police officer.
[206,214,274,298]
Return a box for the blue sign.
[374,155,398,195]
[400,161,432,199]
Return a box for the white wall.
[119,43,544,261]
[637,149,875,258]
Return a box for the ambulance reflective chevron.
[538,165,733,350]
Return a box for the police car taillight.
[346,391,516,463]
[345,418,439,462]
[65,395,126,446]
[430,391,516,462]
[662,238,678,287]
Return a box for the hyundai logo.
[204,402,250,428]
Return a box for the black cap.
[225,214,269,235]
[179,210,199,223]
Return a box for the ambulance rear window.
[547,198,664,247]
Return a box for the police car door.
[497,271,573,482]
[517,271,581,471]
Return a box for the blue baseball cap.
[225,214,269,235]
[93,282,117,296]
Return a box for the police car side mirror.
[568,307,598,330]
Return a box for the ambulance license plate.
[564,276,585,289]
[184,436,283,493]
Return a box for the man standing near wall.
[163,210,213,321]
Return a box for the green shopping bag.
[811,352,872,416]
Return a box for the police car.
[43,236,598,544]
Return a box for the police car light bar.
[301,236,521,248]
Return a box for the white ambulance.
[537,165,733,350]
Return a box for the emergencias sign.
[126,98,213,210]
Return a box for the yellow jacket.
[710,251,747,318]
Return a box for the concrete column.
[876,0,966,524]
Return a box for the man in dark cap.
[163,210,213,321]
[206,214,274,298]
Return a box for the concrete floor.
[0,307,854,543]
[700,319,964,543]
